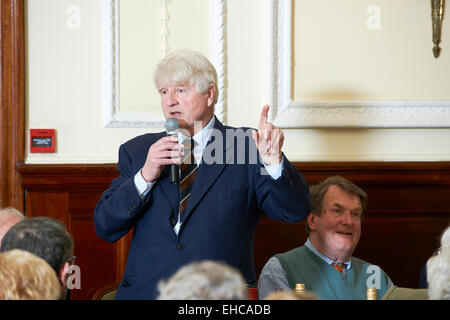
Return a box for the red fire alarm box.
[30,129,56,153]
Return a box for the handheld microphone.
[165,117,180,184]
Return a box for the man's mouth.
[336,231,352,236]
[170,112,182,117]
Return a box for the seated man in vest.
[258,175,393,299]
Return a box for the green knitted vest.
[275,245,390,300]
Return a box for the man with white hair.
[94,49,311,299]
[427,224,450,300]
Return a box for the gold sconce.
[431,0,445,58]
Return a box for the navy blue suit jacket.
[94,118,311,299]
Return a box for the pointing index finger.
[258,105,270,130]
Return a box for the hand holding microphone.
[140,117,184,183]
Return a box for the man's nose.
[166,91,178,106]
[341,211,354,225]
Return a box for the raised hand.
[252,105,284,165]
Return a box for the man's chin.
[331,241,355,256]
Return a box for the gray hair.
[440,224,450,247]
[427,247,450,300]
[153,50,219,105]
[157,260,248,300]
[427,224,450,300]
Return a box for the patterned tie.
[178,139,197,216]
[331,262,346,274]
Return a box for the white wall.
[26,0,450,164]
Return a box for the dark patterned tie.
[179,139,197,216]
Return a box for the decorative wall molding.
[264,0,450,128]
[102,0,227,128]
[209,0,227,124]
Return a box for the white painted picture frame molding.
[264,0,450,128]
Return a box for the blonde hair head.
[0,249,62,300]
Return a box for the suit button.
[177,243,185,251]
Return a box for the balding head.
[0,207,24,250]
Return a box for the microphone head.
[165,117,179,134]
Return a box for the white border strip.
[264,0,450,128]
[102,0,227,128]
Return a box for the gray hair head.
[427,247,450,300]
[157,260,248,300]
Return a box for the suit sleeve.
[255,153,312,223]
[93,144,149,243]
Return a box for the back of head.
[0,217,73,275]
[0,207,24,248]
[0,249,62,300]
[157,260,248,300]
[440,224,450,248]
[154,49,219,105]
[427,247,450,300]
[0,207,24,220]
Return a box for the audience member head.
[427,247,450,300]
[0,207,24,250]
[1,217,74,289]
[0,249,62,300]
[305,176,367,263]
[440,224,450,248]
[264,290,319,300]
[427,224,450,300]
[157,260,248,300]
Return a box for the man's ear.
[59,261,70,285]
[207,84,216,107]
[307,212,318,231]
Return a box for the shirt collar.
[178,116,215,151]
[305,238,352,271]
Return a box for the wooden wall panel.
[0,0,25,211]
[17,162,450,299]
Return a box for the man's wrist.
[134,169,155,199]
[140,169,155,183]
[263,156,284,180]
